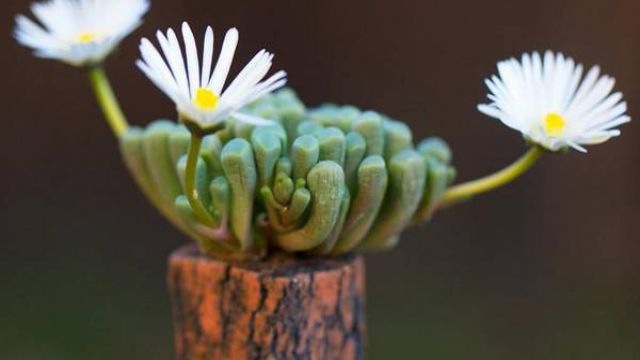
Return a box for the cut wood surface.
[167,245,366,360]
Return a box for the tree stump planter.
[167,245,367,360]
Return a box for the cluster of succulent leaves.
[120,89,456,260]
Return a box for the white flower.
[136,22,287,132]
[14,0,150,66]
[478,51,630,152]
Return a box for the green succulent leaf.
[118,88,456,260]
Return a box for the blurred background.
[2,0,640,358]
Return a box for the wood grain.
[167,245,366,360]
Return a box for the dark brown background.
[2,0,640,358]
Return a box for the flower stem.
[185,134,216,226]
[440,146,544,207]
[88,66,128,137]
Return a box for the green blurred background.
[2,0,640,358]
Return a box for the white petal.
[565,65,601,113]
[567,141,588,153]
[200,26,214,88]
[181,22,200,98]
[221,50,272,104]
[139,38,180,95]
[136,59,179,103]
[244,71,288,104]
[209,28,239,93]
[165,28,191,97]
[232,112,275,126]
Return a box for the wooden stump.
[167,245,367,360]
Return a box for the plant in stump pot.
[14,1,630,359]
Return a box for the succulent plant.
[14,0,630,266]
[120,88,455,260]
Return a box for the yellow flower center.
[76,33,98,44]
[194,88,220,111]
[543,113,566,137]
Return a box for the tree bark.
[167,245,366,360]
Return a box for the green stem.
[185,134,216,226]
[440,146,544,207]
[88,66,128,137]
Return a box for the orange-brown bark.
[167,245,366,360]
